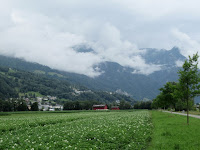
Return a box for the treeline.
[133,101,152,109]
[151,82,191,111]
[118,100,132,109]
[63,100,100,110]
[0,99,38,112]
[63,100,132,110]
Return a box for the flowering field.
[0,110,152,149]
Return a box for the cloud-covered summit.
[0,0,199,77]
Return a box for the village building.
[38,104,63,111]
[111,106,120,110]
[92,104,108,110]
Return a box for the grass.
[8,68,16,73]
[48,72,64,78]
[33,70,46,74]
[174,110,200,116]
[19,91,44,97]
[187,111,200,115]
[148,111,200,150]
[0,71,5,75]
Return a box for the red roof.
[93,104,106,108]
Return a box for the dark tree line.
[134,101,152,109]
[63,100,132,110]
[0,99,38,112]
[118,100,132,109]
[63,100,100,110]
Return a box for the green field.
[149,111,200,150]
[1,110,200,150]
[0,110,152,149]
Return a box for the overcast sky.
[0,0,200,77]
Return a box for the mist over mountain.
[141,47,186,65]
[0,47,187,100]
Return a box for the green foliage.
[0,99,29,112]
[119,100,131,109]
[177,53,200,124]
[134,100,152,109]
[33,70,45,74]
[178,53,200,99]
[0,74,18,99]
[63,100,100,110]
[31,102,39,111]
[17,102,28,111]
[160,82,177,108]
[152,82,179,110]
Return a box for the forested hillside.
[0,47,186,100]
[0,66,135,103]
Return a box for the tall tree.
[31,102,39,111]
[178,53,200,124]
[159,82,177,109]
[152,82,177,110]
[17,100,28,111]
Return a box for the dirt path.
[162,111,200,119]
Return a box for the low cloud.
[172,29,200,57]
[0,10,161,77]
[175,60,184,67]
[91,23,161,75]
[172,29,200,68]
[0,1,200,77]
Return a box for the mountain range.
[0,47,187,100]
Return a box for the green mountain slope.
[0,55,158,100]
[0,66,135,103]
[0,47,186,100]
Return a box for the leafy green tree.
[159,82,177,109]
[17,100,28,111]
[119,100,131,109]
[153,91,170,110]
[175,99,184,111]
[74,101,80,110]
[124,102,131,109]
[31,102,39,111]
[81,100,91,110]
[134,101,152,109]
[63,101,75,110]
[178,53,200,124]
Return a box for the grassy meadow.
[149,111,200,150]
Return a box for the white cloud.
[0,10,104,77]
[172,29,200,57]
[175,60,184,67]
[91,23,161,75]
[0,0,200,76]
[171,29,200,68]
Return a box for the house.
[38,105,50,111]
[92,104,108,110]
[43,97,48,101]
[52,105,63,111]
[49,108,55,111]
[111,106,120,110]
